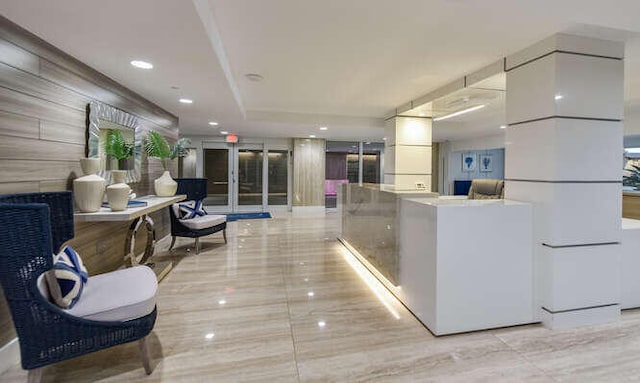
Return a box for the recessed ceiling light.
[245,73,264,82]
[319,126,328,130]
[307,292,314,297]
[220,131,228,135]
[209,121,219,126]
[555,94,563,100]
[309,135,316,138]
[317,321,326,328]
[500,125,507,129]
[179,98,193,104]
[130,60,153,69]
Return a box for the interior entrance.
[203,142,289,213]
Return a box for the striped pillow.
[45,245,89,309]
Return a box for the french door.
[203,142,288,212]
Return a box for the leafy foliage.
[104,130,134,161]
[144,132,191,171]
[170,137,191,160]
[623,164,640,190]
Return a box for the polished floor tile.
[2,212,640,382]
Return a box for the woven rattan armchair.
[0,192,157,382]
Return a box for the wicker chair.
[169,178,227,254]
[0,192,157,382]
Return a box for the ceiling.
[2,0,640,142]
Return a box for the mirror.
[87,101,142,183]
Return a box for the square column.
[384,116,432,190]
[505,34,624,329]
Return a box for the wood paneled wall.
[0,17,179,347]
[293,138,326,206]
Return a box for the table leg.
[124,214,172,280]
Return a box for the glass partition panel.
[268,150,288,205]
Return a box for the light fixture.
[319,126,328,131]
[245,73,264,82]
[317,321,326,328]
[433,105,486,121]
[220,131,228,135]
[555,94,564,100]
[179,98,193,104]
[309,135,316,138]
[209,121,219,126]
[205,333,215,340]
[500,125,507,129]
[130,60,153,69]
[307,292,314,297]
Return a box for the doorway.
[203,142,289,212]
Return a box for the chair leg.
[168,236,176,251]
[223,229,227,244]
[27,368,43,383]
[195,237,200,255]
[138,337,153,375]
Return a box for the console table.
[74,195,186,280]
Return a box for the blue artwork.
[462,153,476,171]
[480,154,493,172]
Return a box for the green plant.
[624,164,640,190]
[104,129,134,170]
[144,131,191,171]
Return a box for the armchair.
[467,179,505,199]
[169,178,227,254]
[0,192,157,382]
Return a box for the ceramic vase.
[106,182,131,211]
[73,158,106,213]
[111,170,127,185]
[154,171,177,197]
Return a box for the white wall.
[438,133,506,194]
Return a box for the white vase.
[111,170,127,185]
[154,171,178,197]
[73,158,106,213]
[106,182,131,211]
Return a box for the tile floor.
[2,212,640,382]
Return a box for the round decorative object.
[154,171,178,197]
[73,158,106,213]
[106,182,131,211]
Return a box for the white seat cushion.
[65,266,157,322]
[179,214,226,230]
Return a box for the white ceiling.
[2,0,640,142]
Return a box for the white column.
[505,34,624,329]
[384,116,432,190]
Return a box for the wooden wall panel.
[0,16,179,348]
[293,138,326,207]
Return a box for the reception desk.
[339,184,535,335]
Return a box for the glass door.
[203,145,232,212]
[234,144,264,212]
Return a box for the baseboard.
[541,304,620,329]
[0,338,20,374]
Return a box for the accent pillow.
[178,199,207,220]
[45,245,89,309]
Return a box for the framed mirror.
[87,101,142,183]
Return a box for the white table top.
[74,195,186,222]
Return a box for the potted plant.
[144,131,191,196]
[624,164,640,190]
[104,129,134,184]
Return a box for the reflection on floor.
[2,212,640,382]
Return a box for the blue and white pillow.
[46,245,88,309]
[178,200,207,220]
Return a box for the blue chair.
[169,178,227,254]
[0,192,157,382]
